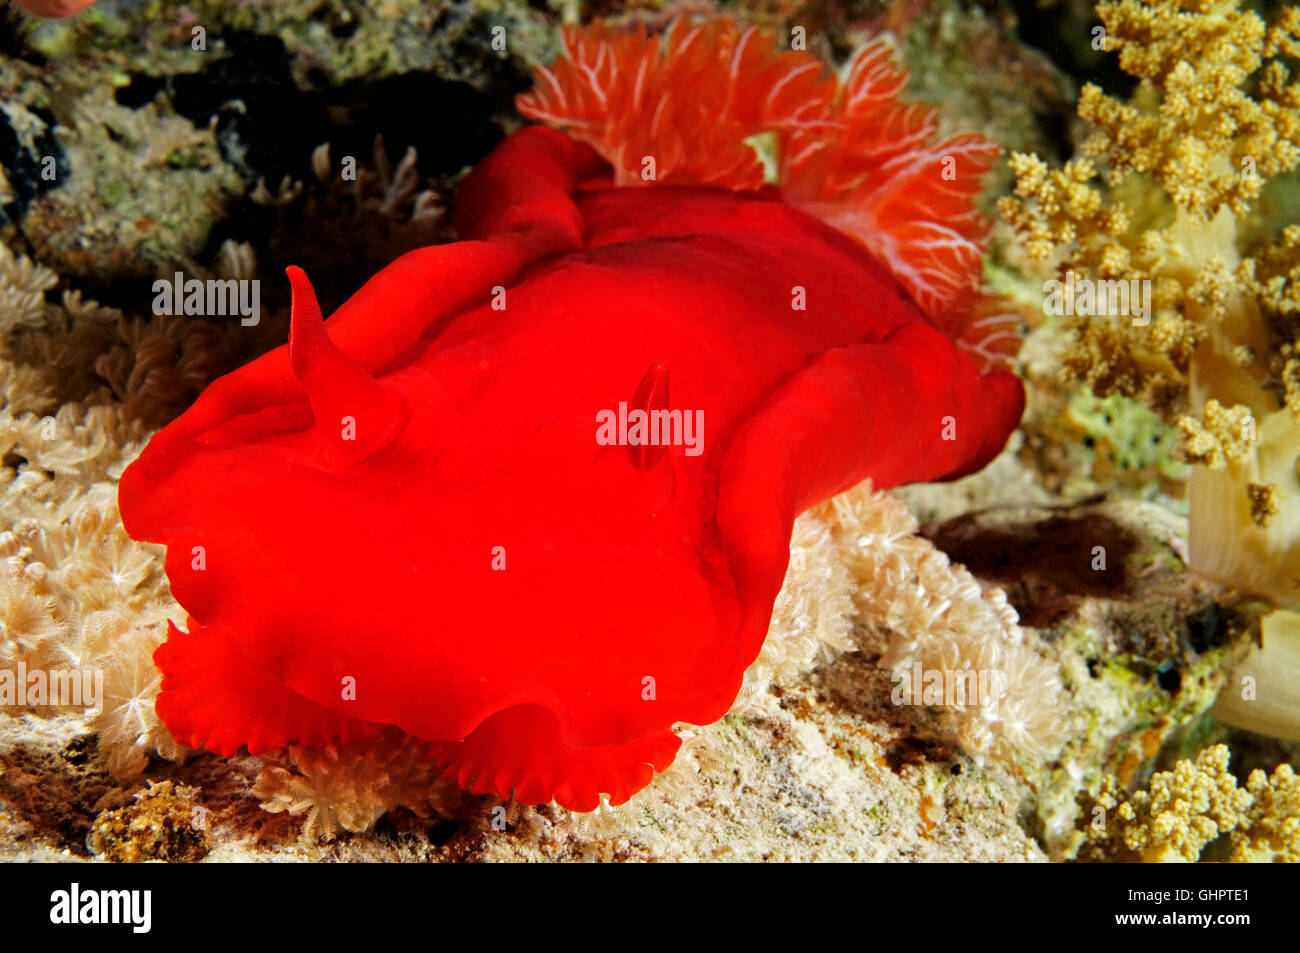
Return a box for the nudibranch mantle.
[119,19,1025,812]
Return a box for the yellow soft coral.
[1176,398,1258,469]
[1000,0,1299,403]
[1233,762,1300,862]
[1001,0,1300,740]
[1081,0,1297,217]
[1076,744,1299,862]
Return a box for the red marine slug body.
[118,19,1026,812]
[13,0,99,18]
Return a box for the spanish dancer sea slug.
[118,19,1028,812]
[12,0,99,18]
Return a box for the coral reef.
[0,0,1294,862]
[1,206,1072,848]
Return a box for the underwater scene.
[0,0,1297,874]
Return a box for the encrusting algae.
[87,779,210,862]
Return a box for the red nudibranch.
[118,18,1026,812]
[13,0,97,17]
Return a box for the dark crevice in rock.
[1005,0,1138,98]
[0,104,67,226]
[922,509,1140,628]
[115,32,504,188]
